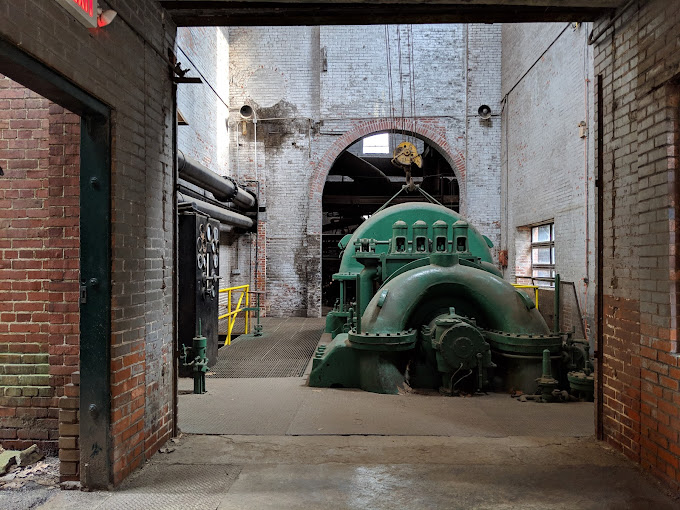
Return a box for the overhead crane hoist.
[309,201,594,400]
[391,141,423,191]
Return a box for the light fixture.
[97,8,117,28]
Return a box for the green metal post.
[355,275,362,334]
[192,334,207,394]
[339,281,345,313]
[254,293,263,336]
[542,349,552,378]
[554,273,561,334]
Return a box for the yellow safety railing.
[512,284,540,310]
[219,285,250,345]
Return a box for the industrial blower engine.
[309,202,592,398]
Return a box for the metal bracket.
[173,76,202,84]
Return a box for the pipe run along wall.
[178,149,256,210]
[178,198,254,229]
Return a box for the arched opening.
[321,131,459,311]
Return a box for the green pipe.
[360,259,551,337]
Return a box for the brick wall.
[466,24,502,257]
[58,370,80,481]
[0,75,79,453]
[0,0,177,486]
[501,22,596,332]
[592,0,680,489]
[227,24,502,317]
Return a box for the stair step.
[0,385,53,397]
[0,364,50,375]
[0,374,51,386]
[0,353,49,364]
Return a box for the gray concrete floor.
[23,323,680,509]
[34,434,678,509]
[178,377,595,436]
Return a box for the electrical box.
[178,210,220,376]
[578,121,588,138]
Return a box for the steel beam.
[160,1,620,26]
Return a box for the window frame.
[531,222,555,287]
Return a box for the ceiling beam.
[323,194,459,206]
[160,1,618,26]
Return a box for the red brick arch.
[308,118,466,235]
[304,118,466,317]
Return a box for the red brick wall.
[0,74,80,452]
[593,0,680,489]
[2,0,177,487]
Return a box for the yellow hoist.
[391,141,422,191]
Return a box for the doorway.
[0,40,112,488]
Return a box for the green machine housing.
[310,202,592,397]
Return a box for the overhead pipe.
[178,149,256,210]
[179,197,253,230]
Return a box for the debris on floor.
[1,444,45,476]
[16,444,44,467]
[0,445,57,490]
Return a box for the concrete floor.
[22,323,680,508]
[178,377,595,437]
[34,434,678,509]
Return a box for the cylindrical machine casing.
[452,220,469,253]
[432,220,448,252]
[390,220,408,253]
[412,220,428,253]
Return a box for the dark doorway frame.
[0,37,113,488]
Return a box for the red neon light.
[69,0,94,17]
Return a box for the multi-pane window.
[531,223,555,287]
[362,133,390,154]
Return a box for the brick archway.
[304,118,466,317]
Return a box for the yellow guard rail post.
[219,285,250,345]
[512,284,540,310]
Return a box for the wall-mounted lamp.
[97,8,117,28]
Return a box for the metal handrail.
[512,284,540,311]
[218,285,250,345]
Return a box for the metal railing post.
[245,288,250,335]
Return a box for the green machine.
[310,201,592,398]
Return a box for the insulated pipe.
[178,150,256,210]
[179,198,253,230]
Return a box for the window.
[362,133,389,154]
[531,223,555,287]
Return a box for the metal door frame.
[0,37,113,488]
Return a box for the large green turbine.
[313,200,591,398]
[310,254,558,394]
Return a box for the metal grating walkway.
[208,317,325,378]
